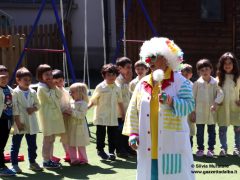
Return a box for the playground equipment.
[112,0,159,62]
[9,0,76,85]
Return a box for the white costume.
[123,37,195,180]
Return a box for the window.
[201,0,223,21]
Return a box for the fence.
[0,22,72,77]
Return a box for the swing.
[9,0,76,85]
[112,0,159,62]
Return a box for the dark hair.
[134,60,148,69]
[0,65,8,73]
[52,69,64,79]
[36,64,52,82]
[196,59,213,71]
[101,63,119,77]
[181,64,193,73]
[16,67,32,79]
[217,52,239,87]
[116,57,132,67]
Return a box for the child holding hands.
[64,83,90,165]
[36,64,65,169]
[52,69,71,162]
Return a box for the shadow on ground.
[194,154,240,167]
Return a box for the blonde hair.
[69,83,89,102]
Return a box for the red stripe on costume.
[161,71,174,90]
[142,81,152,94]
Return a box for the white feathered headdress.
[139,37,184,71]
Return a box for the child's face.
[42,70,53,83]
[69,88,80,100]
[223,58,233,74]
[0,71,9,87]
[118,63,132,79]
[135,66,148,78]
[104,72,117,84]
[199,67,212,80]
[181,71,193,80]
[17,76,31,90]
[53,78,64,88]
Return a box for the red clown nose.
[145,57,151,63]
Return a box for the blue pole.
[9,0,46,85]
[51,0,76,83]
[137,0,158,36]
[111,0,132,63]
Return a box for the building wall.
[116,0,235,76]
[236,0,240,58]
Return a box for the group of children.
[0,58,148,177]
[1,50,240,177]
[181,52,240,158]
[0,64,90,176]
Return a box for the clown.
[123,37,195,180]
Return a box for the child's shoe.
[29,163,43,171]
[0,167,16,176]
[43,160,61,169]
[51,156,61,163]
[11,165,22,174]
[196,150,204,157]
[206,150,214,158]
[63,154,71,162]
[233,149,240,157]
[219,149,227,157]
[97,151,109,160]
[108,153,116,161]
[79,160,88,165]
[70,160,80,166]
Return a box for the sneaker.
[108,153,116,161]
[51,156,61,163]
[206,150,214,158]
[11,165,22,174]
[29,163,43,171]
[196,150,204,157]
[0,167,16,176]
[97,151,109,160]
[43,160,61,169]
[219,149,227,157]
[233,149,240,157]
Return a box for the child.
[115,57,134,157]
[36,64,65,169]
[64,83,90,165]
[181,64,195,148]
[129,60,148,93]
[52,69,71,162]
[0,65,15,177]
[88,64,124,161]
[10,67,42,173]
[216,52,240,156]
[192,59,224,157]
